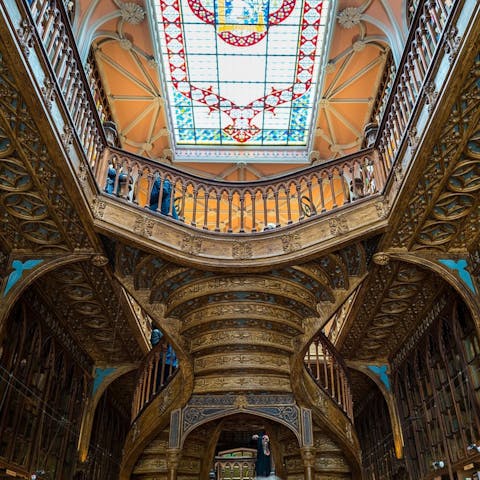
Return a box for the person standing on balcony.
[149,176,178,219]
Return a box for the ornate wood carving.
[389,58,480,252]
[341,261,445,360]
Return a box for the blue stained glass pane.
[215,0,270,27]
[178,129,196,141]
[195,129,223,142]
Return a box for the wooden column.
[166,448,181,480]
[300,446,315,480]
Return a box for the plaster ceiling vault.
[72,0,404,179]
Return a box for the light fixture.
[432,460,445,469]
[468,443,480,453]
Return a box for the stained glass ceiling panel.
[149,0,333,161]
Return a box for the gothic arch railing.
[98,146,383,233]
[131,337,178,421]
[304,332,353,420]
[22,0,460,232]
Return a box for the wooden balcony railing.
[27,0,105,169]
[131,338,178,421]
[376,0,456,170]
[305,332,353,420]
[23,0,459,233]
[215,455,255,480]
[98,146,383,233]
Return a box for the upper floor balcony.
[3,0,474,243]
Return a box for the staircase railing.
[23,0,460,232]
[131,338,178,421]
[27,0,105,170]
[375,0,457,170]
[305,332,353,420]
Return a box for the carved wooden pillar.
[300,446,315,480]
[166,448,181,480]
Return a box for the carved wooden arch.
[347,363,404,460]
[0,253,104,341]
[176,402,305,450]
[78,363,139,462]
[374,252,480,336]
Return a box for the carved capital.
[165,448,182,469]
[300,446,316,468]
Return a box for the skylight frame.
[147,0,336,163]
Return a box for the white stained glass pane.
[151,0,331,148]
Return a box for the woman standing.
[252,431,271,478]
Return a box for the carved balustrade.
[27,0,105,169]
[215,452,256,480]
[376,0,457,169]
[99,147,383,233]
[131,338,178,421]
[305,332,353,420]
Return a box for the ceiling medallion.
[119,1,146,24]
[337,7,362,29]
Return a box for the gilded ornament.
[181,234,202,254]
[282,233,301,253]
[41,78,56,110]
[328,216,349,236]
[91,254,109,267]
[372,252,390,266]
[16,20,34,56]
[232,240,253,259]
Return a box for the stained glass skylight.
[148,0,333,161]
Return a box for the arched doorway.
[180,413,300,480]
